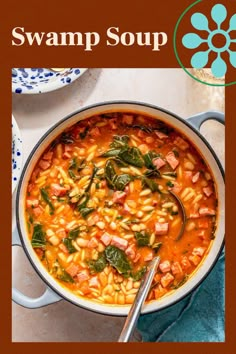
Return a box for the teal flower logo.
[182,3,236,78]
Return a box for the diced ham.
[171,182,182,194]
[192,247,206,257]
[39,160,51,170]
[32,206,43,217]
[125,244,136,260]
[64,145,73,152]
[160,272,174,288]
[159,260,171,273]
[89,276,100,288]
[90,126,101,137]
[63,152,71,159]
[181,256,191,270]
[122,114,134,125]
[155,222,169,236]
[77,271,89,283]
[174,136,189,151]
[65,263,79,277]
[59,243,69,254]
[184,171,193,182]
[51,183,68,197]
[26,199,39,208]
[133,253,141,263]
[171,261,183,275]
[198,219,209,229]
[152,157,166,169]
[143,250,154,262]
[203,187,213,197]
[111,235,128,251]
[137,130,146,138]
[100,233,112,246]
[166,151,179,170]
[192,172,200,183]
[87,237,99,248]
[63,145,73,159]
[42,151,53,161]
[101,180,107,188]
[154,284,168,299]
[35,248,44,258]
[109,119,118,130]
[199,207,216,216]
[113,191,127,204]
[155,131,168,139]
[189,254,201,266]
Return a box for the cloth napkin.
[137,250,225,342]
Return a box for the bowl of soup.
[14,101,224,315]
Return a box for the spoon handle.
[118,256,160,342]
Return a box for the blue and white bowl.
[12,115,23,193]
[12,68,87,94]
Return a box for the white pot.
[13,101,225,315]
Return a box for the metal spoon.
[118,256,161,342]
[169,190,187,241]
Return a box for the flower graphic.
[182,3,236,78]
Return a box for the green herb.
[31,224,46,248]
[53,260,75,283]
[110,156,128,167]
[144,169,161,179]
[104,160,117,188]
[79,126,89,140]
[88,253,107,274]
[119,147,144,168]
[171,211,179,216]
[116,215,123,220]
[134,231,150,247]
[166,181,174,187]
[143,151,159,169]
[40,188,55,213]
[69,157,77,170]
[113,174,133,191]
[152,242,162,253]
[62,238,77,253]
[77,159,86,171]
[68,169,76,179]
[172,148,179,157]
[77,193,95,218]
[104,160,132,191]
[105,245,131,274]
[131,266,147,281]
[163,172,177,178]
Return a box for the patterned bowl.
[12,68,87,94]
[12,115,23,193]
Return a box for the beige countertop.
[12,68,225,342]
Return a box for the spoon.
[118,256,161,342]
[169,190,187,241]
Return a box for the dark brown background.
[1,0,235,352]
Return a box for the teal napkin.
[137,250,225,342]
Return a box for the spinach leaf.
[171,274,188,290]
[131,125,153,134]
[144,169,161,179]
[101,149,122,158]
[79,126,89,140]
[143,151,159,169]
[105,160,117,188]
[111,157,128,167]
[31,224,46,248]
[110,135,130,148]
[68,169,77,180]
[113,174,133,191]
[88,253,107,274]
[68,226,80,240]
[69,157,77,170]
[77,193,95,218]
[135,231,150,247]
[62,238,77,253]
[53,260,75,283]
[85,165,98,193]
[105,245,131,274]
[166,181,174,187]
[163,172,177,177]
[40,188,55,213]
[131,266,147,281]
[60,132,74,144]
[77,159,86,172]
[119,147,144,168]
[142,177,162,193]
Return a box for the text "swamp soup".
[12,27,168,51]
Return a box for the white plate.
[12,116,23,193]
[12,68,87,94]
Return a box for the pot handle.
[12,226,62,309]
[187,111,225,129]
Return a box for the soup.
[25,113,217,305]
